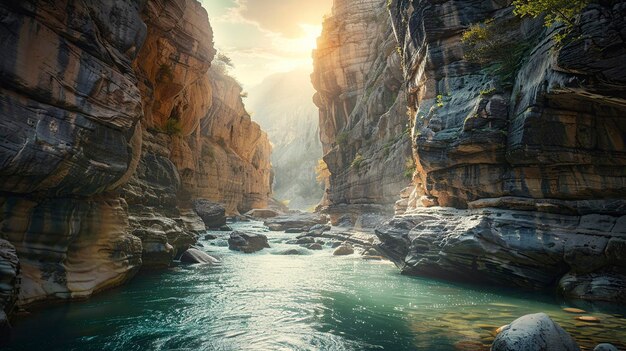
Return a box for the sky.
[200,0,333,87]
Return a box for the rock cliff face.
[312,0,413,223]
[0,0,146,307]
[0,0,272,315]
[378,0,626,302]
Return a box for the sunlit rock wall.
[191,66,273,215]
[312,0,412,224]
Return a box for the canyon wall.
[312,0,413,224]
[377,0,626,302]
[0,0,272,324]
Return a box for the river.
[4,221,626,350]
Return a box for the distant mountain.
[247,67,323,210]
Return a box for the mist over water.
[5,222,626,351]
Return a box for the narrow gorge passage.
[1,0,626,351]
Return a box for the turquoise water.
[4,222,626,351]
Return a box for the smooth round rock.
[594,343,618,351]
[492,313,580,351]
[333,244,354,256]
[563,308,586,314]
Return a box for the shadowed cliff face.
[312,0,413,223]
[0,0,272,314]
[377,0,626,302]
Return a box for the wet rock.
[245,209,280,219]
[296,237,316,245]
[193,200,226,229]
[205,234,218,240]
[228,231,270,253]
[492,313,580,351]
[180,249,219,265]
[333,244,354,256]
[219,225,233,232]
[264,212,329,231]
[308,224,332,236]
[594,344,618,351]
[273,248,311,256]
[307,243,323,250]
[362,248,380,256]
[285,228,306,234]
[563,308,586,314]
[328,241,343,248]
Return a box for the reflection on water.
[5,222,626,351]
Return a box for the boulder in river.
[264,212,329,231]
[296,237,316,244]
[308,224,331,236]
[180,249,219,265]
[273,248,311,255]
[193,200,226,229]
[228,231,270,253]
[333,244,354,256]
[492,313,580,351]
[307,243,323,250]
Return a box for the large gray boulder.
[228,231,270,253]
[193,200,226,229]
[491,313,580,351]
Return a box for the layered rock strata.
[0,0,272,314]
[312,0,413,224]
[378,0,626,302]
[0,0,146,306]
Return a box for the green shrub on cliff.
[461,19,531,84]
[351,153,365,170]
[513,0,591,42]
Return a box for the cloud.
[236,0,332,38]
[200,0,331,86]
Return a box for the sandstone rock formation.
[0,0,146,306]
[312,0,413,224]
[374,0,626,302]
[0,0,272,316]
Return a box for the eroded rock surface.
[312,0,412,221]
[376,207,626,302]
